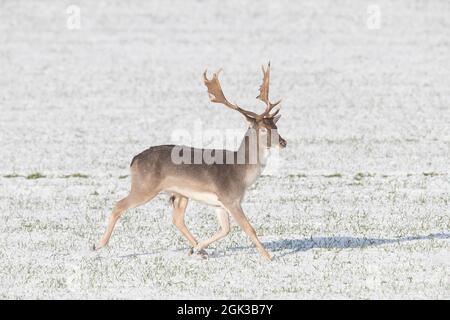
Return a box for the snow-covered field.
[0,0,449,299]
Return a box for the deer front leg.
[196,207,230,251]
[225,203,272,261]
[171,195,199,250]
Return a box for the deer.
[93,62,286,261]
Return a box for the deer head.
[203,62,287,149]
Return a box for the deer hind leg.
[94,189,157,251]
[196,207,230,251]
[171,194,199,249]
[225,203,272,261]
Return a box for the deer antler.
[256,62,281,118]
[203,69,260,119]
[203,64,282,120]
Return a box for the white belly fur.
[166,186,222,207]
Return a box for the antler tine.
[203,69,259,119]
[256,62,282,118]
[256,62,270,105]
[267,104,281,118]
[264,99,282,118]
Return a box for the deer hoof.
[189,247,208,259]
[196,249,209,259]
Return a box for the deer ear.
[273,114,281,124]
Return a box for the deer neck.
[236,128,270,187]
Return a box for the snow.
[0,0,449,299]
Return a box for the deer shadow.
[115,232,449,259]
[248,232,450,258]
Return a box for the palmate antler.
[203,69,260,119]
[256,62,281,118]
[203,63,281,120]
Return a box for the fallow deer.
[94,62,286,261]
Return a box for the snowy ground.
[0,0,449,299]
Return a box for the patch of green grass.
[288,173,307,178]
[423,172,438,177]
[26,172,46,180]
[91,191,99,196]
[63,173,89,179]
[323,173,342,178]
[3,173,22,178]
[347,182,363,186]
[354,172,375,181]
[119,175,129,179]
[418,194,427,204]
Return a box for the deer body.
[94,63,286,260]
